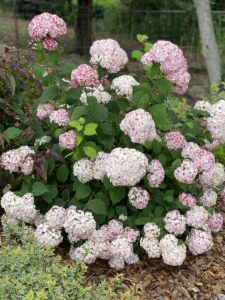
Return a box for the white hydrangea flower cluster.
[1,146,35,175]
[128,187,150,209]
[34,135,51,146]
[195,100,225,145]
[105,148,148,186]
[199,189,217,207]
[80,84,111,105]
[147,159,165,188]
[159,234,187,266]
[1,191,38,224]
[64,206,96,243]
[120,108,158,144]
[111,75,139,100]
[35,223,63,248]
[140,223,161,259]
[73,152,109,183]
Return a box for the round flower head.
[36,103,54,120]
[93,152,109,181]
[120,108,158,144]
[164,210,186,235]
[73,158,94,183]
[44,206,66,230]
[90,39,128,73]
[111,75,139,100]
[141,40,190,94]
[28,12,67,41]
[198,189,217,207]
[174,159,198,184]
[181,142,201,160]
[143,223,161,239]
[159,234,186,266]
[49,109,70,126]
[70,64,100,88]
[128,187,150,209]
[100,220,124,242]
[207,213,223,233]
[165,131,187,150]
[147,159,165,188]
[194,100,211,113]
[105,148,148,186]
[179,193,196,208]
[59,130,76,150]
[35,223,63,248]
[140,236,160,259]
[42,37,58,51]
[205,100,225,143]
[80,84,111,105]
[64,206,96,243]
[69,241,98,264]
[1,146,34,175]
[199,163,225,187]
[192,149,215,172]
[186,229,213,255]
[122,227,140,243]
[1,192,38,224]
[185,206,209,230]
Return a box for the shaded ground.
[86,203,225,300]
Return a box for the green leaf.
[137,34,148,43]
[86,198,106,215]
[135,217,150,225]
[154,206,164,217]
[76,183,92,200]
[3,127,22,140]
[144,42,153,52]
[84,123,98,136]
[115,205,127,217]
[156,78,174,95]
[150,104,171,131]
[69,121,83,131]
[39,85,60,102]
[109,187,126,204]
[56,165,69,183]
[83,146,97,159]
[32,182,49,196]
[87,97,108,121]
[71,105,87,120]
[132,50,143,61]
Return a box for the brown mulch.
[85,203,225,300]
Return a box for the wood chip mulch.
[86,203,225,300]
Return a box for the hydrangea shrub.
[0,13,224,269]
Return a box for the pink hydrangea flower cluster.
[120,108,158,144]
[28,13,67,51]
[186,229,213,255]
[165,131,187,150]
[36,103,54,120]
[179,193,196,207]
[207,213,223,233]
[59,130,76,150]
[185,206,209,230]
[70,64,100,88]
[147,159,165,188]
[49,109,70,126]
[128,187,150,209]
[141,40,190,94]
[69,219,139,269]
[90,39,128,73]
[164,210,186,235]
[1,146,34,175]
[174,159,198,184]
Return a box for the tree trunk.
[194,0,221,84]
[75,0,92,56]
